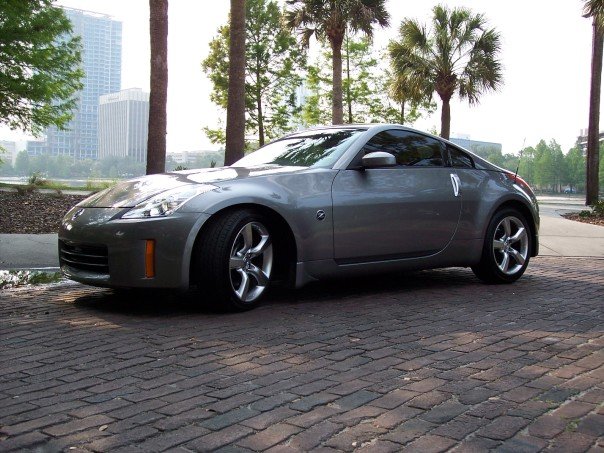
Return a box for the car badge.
[72,208,85,220]
[316,210,326,221]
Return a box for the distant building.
[0,140,17,165]
[168,150,224,167]
[27,8,122,160]
[449,137,502,155]
[576,128,604,154]
[99,88,149,162]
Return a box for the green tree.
[389,5,502,139]
[146,0,168,175]
[14,150,30,176]
[203,0,306,147]
[550,140,565,192]
[284,0,389,124]
[302,63,331,126]
[535,140,554,191]
[501,153,520,174]
[565,145,586,192]
[518,146,536,187]
[302,38,434,127]
[583,0,604,203]
[0,0,83,135]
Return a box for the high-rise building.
[0,140,17,166]
[99,88,149,162]
[27,8,122,160]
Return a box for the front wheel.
[472,209,531,284]
[195,210,274,311]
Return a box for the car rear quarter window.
[363,130,444,167]
[448,145,475,168]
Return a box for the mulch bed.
[0,190,86,234]
[1,189,603,234]
[561,212,604,227]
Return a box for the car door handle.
[450,173,461,197]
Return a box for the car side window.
[363,130,444,167]
[448,145,474,168]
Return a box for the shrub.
[28,171,47,186]
[590,200,604,216]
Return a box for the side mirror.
[361,151,396,169]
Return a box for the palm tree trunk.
[146,0,168,175]
[440,97,451,139]
[331,41,344,125]
[345,30,352,123]
[225,0,246,165]
[587,16,602,205]
[400,100,405,124]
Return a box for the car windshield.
[233,128,366,168]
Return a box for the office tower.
[28,8,122,160]
[99,88,149,163]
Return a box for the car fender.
[180,170,338,263]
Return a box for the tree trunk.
[400,100,405,124]
[345,30,352,124]
[257,86,264,147]
[587,17,602,205]
[146,0,168,175]
[440,96,451,139]
[225,0,246,165]
[331,40,344,125]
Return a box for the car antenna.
[514,138,526,183]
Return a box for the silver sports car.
[59,125,539,311]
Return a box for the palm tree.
[146,0,168,175]
[389,5,502,139]
[225,0,247,165]
[584,0,604,205]
[284,0,389,125]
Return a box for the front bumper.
[59,206,210,289]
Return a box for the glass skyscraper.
[28,8,122,160]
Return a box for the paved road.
[1,256,602,452]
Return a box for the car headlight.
[122,184,217,219]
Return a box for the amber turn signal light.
[145,239,155,278]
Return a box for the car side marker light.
[145,239,155,278]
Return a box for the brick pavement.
[0,256,603,452]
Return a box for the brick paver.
[0,256,603,452]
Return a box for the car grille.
[59,241,109,274]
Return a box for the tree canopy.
[301,37,434,127]
[203,0,306,148]
[284,0,389,124]
[389,5,502,139]
[0,0,83,135]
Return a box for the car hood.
[78,165,306,208]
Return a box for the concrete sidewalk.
[0,234,59,270]
[539,215,604,257]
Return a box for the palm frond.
[390,4,502,105]
[583,0,604,28]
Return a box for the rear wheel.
[196,209,273,311]
[472,209,531,284]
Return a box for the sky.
[0,0,597,155]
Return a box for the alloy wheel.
[229,221,273,303]
[492,215,529,275]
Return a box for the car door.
[331,129,462,263]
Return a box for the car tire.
[196,209,274,311]
[472,208,532,284]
